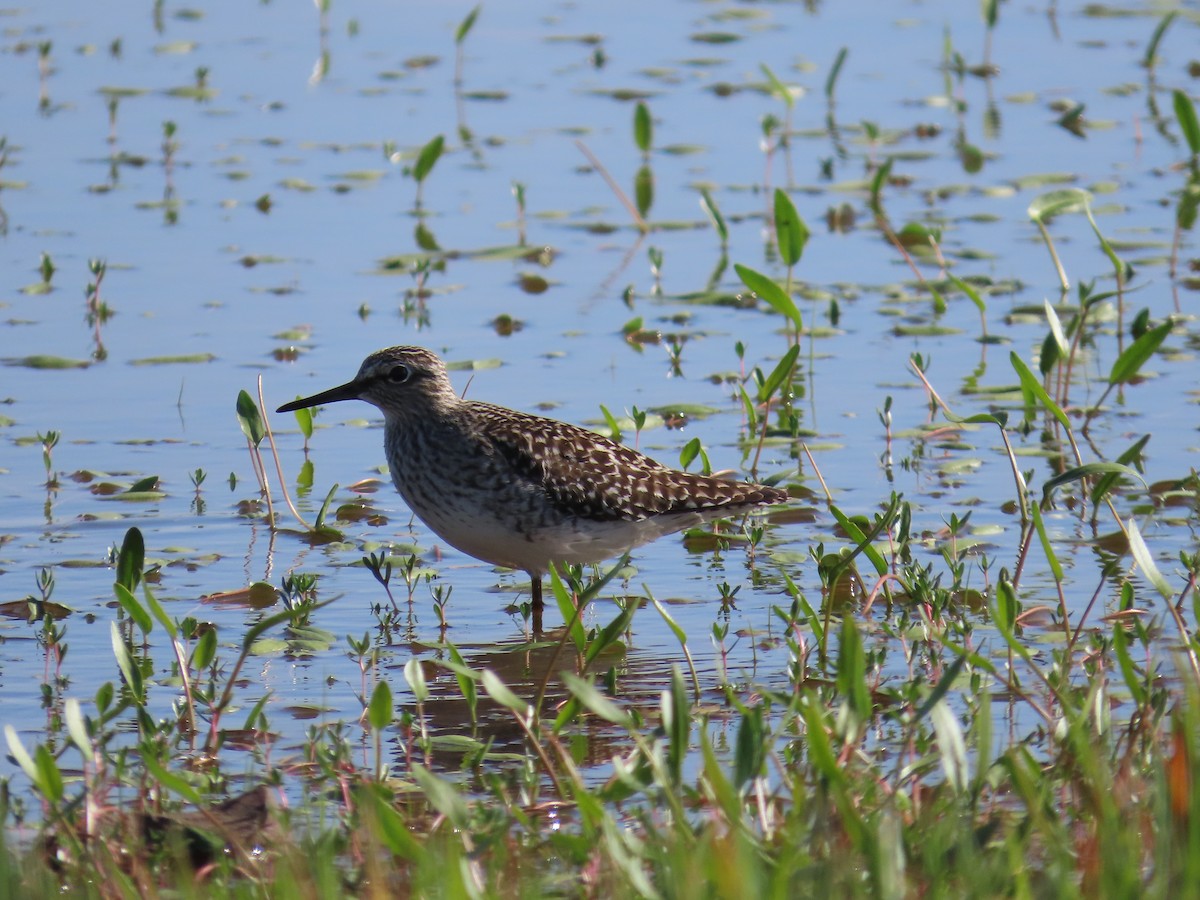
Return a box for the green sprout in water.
[37,430,60,488]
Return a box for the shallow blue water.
[1,0,1196,788]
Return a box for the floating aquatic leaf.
[129,353,216,366]
[6,356,89,370]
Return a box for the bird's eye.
[387,364,411,384]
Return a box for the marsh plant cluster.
[2,2,1200,896]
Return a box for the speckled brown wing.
[469,402,785,523]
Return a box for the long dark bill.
[276,379,363,413]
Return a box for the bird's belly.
[401,487,719,575]
[410,499,645,575]
[387,449,739,575]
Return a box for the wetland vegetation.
[2,1,1200,896]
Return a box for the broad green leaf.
[981,0,999,28]
[583,600,638,668]
[550,565,587,652]
[679,437,700,470]
[143,752,202,804]
[192,628,217,671]
[634,165,653,218]
[948,274,985,316]
[412,134,445,184]
[404,657,429,703]
[367,680,393,731]
[1109,318,1172,385]
[1178,180,1200,231]
[1010,352,1069,431]
[292,405,313,440]
[773,188,808,267]
[4,725,41,789]
[481,669,529,715]
[110,621,143,703]
[994,578,1019,633]
[115,583,153,635]
[1043,299,1069,358]
[633,101,652,153]
[733,704,766,789]
[236,390,265,447]
[829,505,887,576]
[930,700,968,792]
[562,673,632,728]
[116,527,144,592]
[412,765,471,829]
[650,594,688,646]
[757,344,800,405]
[735,263,802,332]
[143,587,176,637]
[836,615,871,723]
[1027,188,1089,223]
[64,699,92,757]
[1042,462,1146,503]
[1091,434,1150,505]
[358,784,425,860]
[37,746,64,805]
[1174,89,1200,156]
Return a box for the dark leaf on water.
[7,356,90,370]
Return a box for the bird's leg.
[531,577,543,635]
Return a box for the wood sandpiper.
[277,347,787,625]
